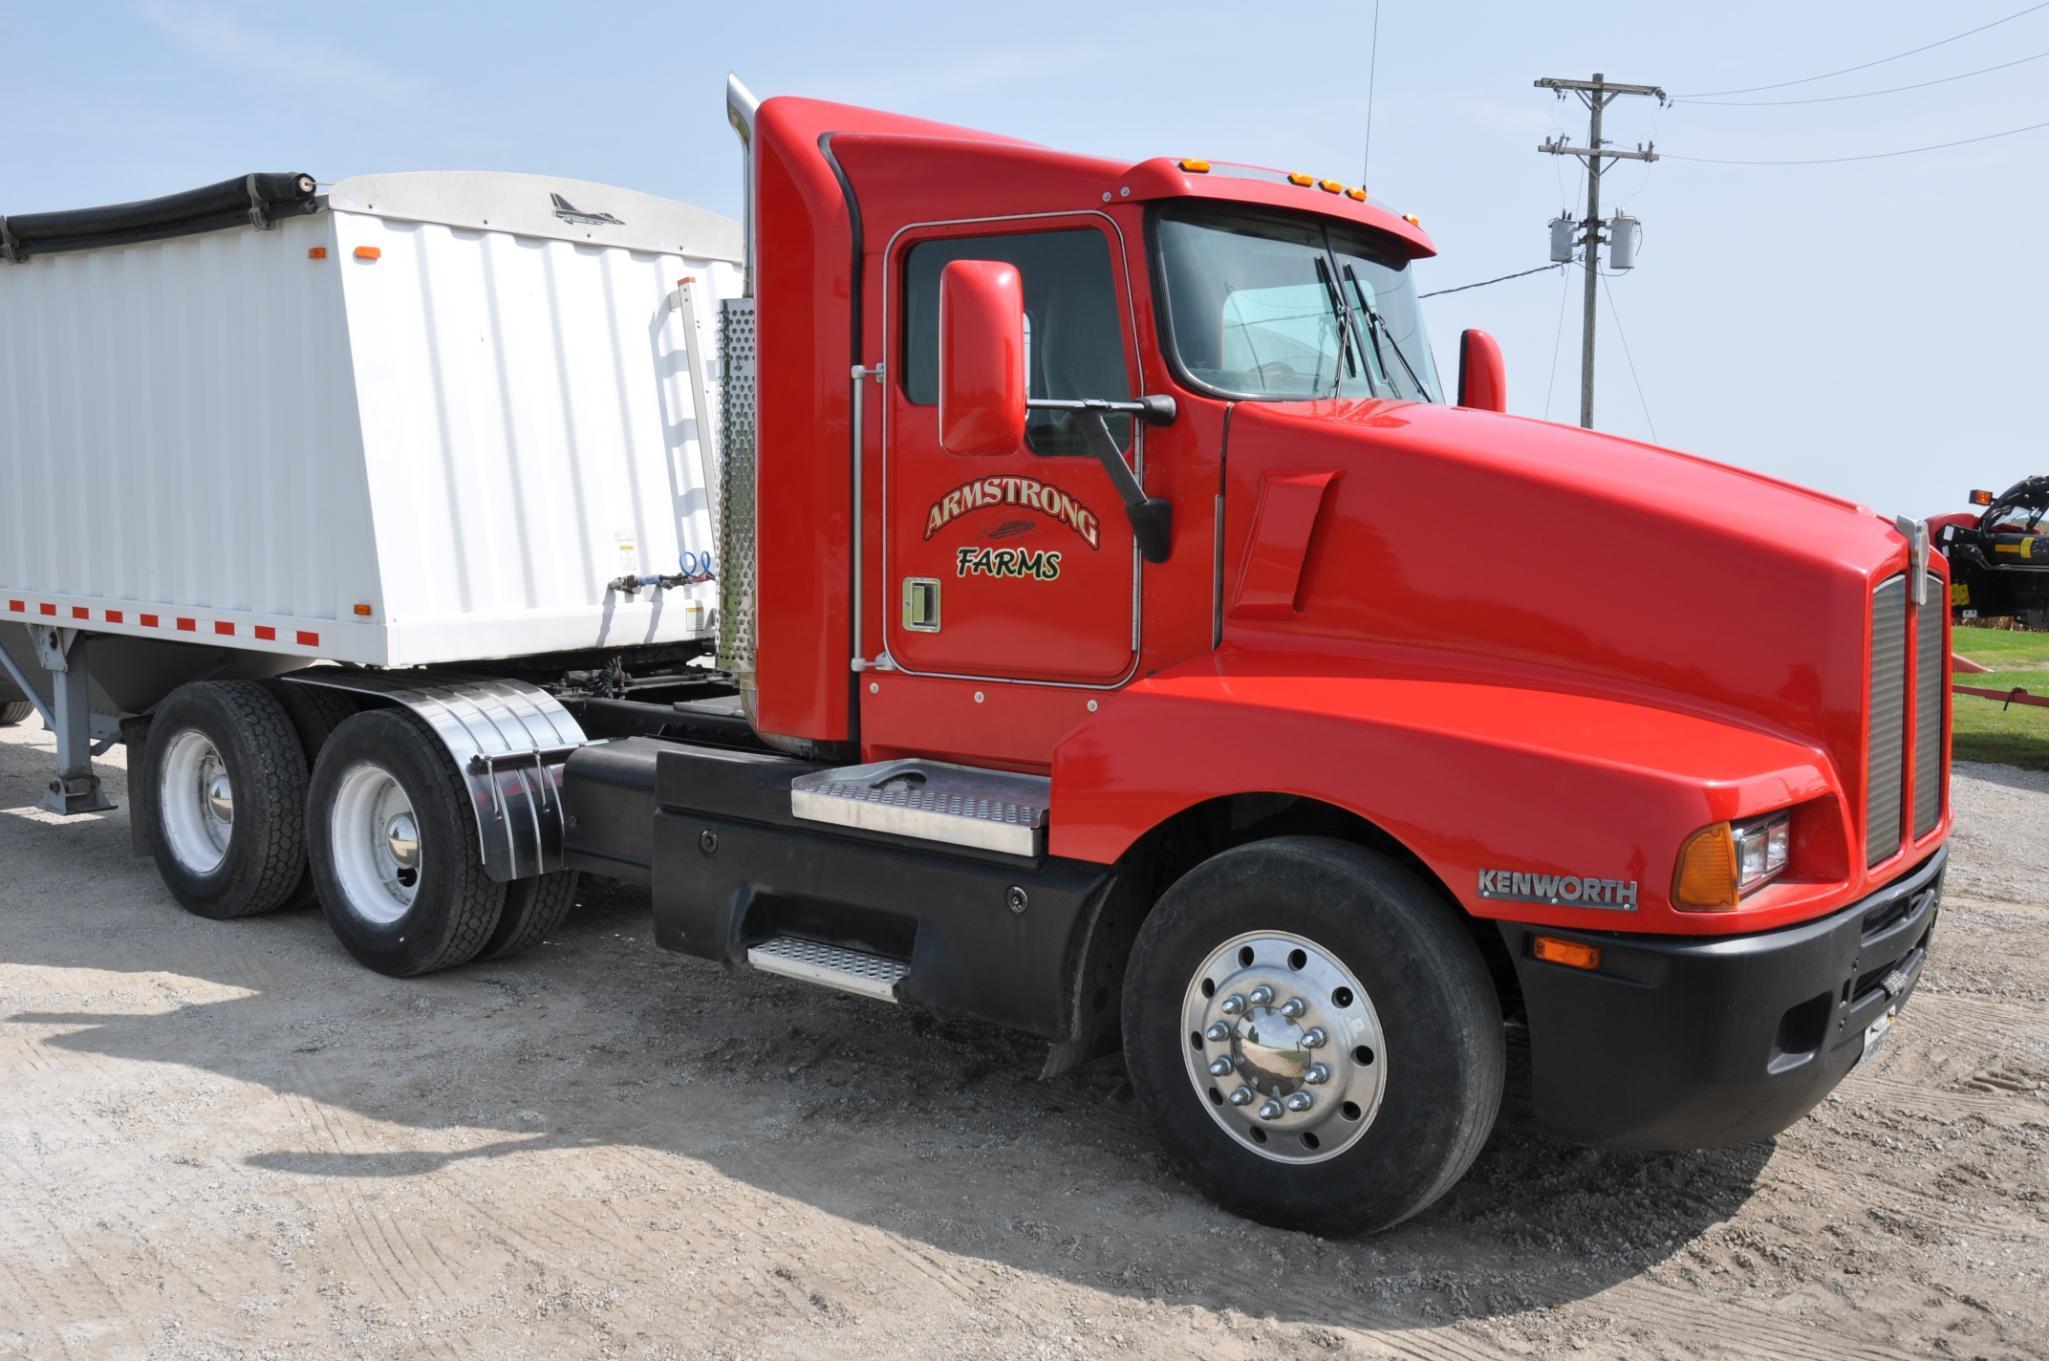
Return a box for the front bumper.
[1497,845,1944,1149]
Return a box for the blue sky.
[6,1,2044,520]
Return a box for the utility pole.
[1536,73,1664,429]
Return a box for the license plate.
[1862,1006,1898,1061]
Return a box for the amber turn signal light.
[1970,489,1995,506]
[1671,821,1740,911]
[1531,936,1601,971]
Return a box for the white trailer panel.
[1,172,739,666]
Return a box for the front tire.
[1122,837,1504,1236]
[307,709,505,977]
[139,681,310,920]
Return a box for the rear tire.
[0,700,35,727]
[140,681,310,920]
[479,871,580,961]
[263,680,358,910]
[1121,836,1504,1236]
[307,709,505,977]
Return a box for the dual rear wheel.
[139,681,578,975]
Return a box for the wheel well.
[1113,794,1522,1023]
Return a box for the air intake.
[1912,573,1946,838]
[1865,576,1907,867]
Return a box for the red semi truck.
[0,79,1949,1235]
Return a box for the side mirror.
[1457,328,1507,413]
[937,260,1027,456]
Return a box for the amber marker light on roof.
[1531,936,1602,971]
[1404,214,1422,226]
[1346,188,1367,201]
[1287,172,1315,186]
[1178,158,1211,173]
[1319,179,1343,193]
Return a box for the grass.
[1951,627,2049,771]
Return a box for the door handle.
[902,578,941,632]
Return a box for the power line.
[1543,261,1572,423]
[1666,116,2049,164]
[1417,261,1566,298]
[1363,0,1381,184]
[1672,1,2049,98]
[1600,274,1657,444]
[1683,47,2049,105]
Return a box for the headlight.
[1672,811,1791,911]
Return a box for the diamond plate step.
[747,936,909,1003]
[789,758,1049,857]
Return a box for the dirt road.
[1,724,2044,1360]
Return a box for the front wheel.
[1122,837,1504,1236]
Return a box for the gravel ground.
[1,725,2044,1361]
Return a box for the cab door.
[883,215,1142,685]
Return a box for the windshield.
[1154,207,1442,404]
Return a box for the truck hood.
[1217,397,1925,788]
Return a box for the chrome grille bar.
[1866,575,1908,867]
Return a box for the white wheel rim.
[159,729,234,875]
[329,762,422,926]
[1181,930,1388,1165]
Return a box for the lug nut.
[1220,994,1246,1016]
[1247,985,1275,1007]
[1257,1098,1284,1121]
[1205,1022,1232,1042]
[1285,1091,1314,1112]
[1228,1086,1256,1107]
[1302,1027,1327,1049]
[1304,1062,1330,1085]
[1208,1056,1235,1076]
[1280,997,1306,1019]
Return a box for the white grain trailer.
[1,169,740,973]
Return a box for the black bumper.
[1497,846,1944,1149]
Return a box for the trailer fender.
[279,672,587,881]
[1049,659,1840,932]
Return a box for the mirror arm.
[1026,397,1173,564]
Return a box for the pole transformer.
[1536,73,1664,429]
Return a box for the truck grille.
[1913,571,1946,838]
[1865,576,1907,867]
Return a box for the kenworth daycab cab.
[557,81,1949,1234]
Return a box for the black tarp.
[1,173,319,261]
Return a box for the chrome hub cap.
[1182,931,1386,1163]
[330,763,421,925]
[159,730,234,874]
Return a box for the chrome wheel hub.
[1181,930,1386,1164]
[330,763,421,925]
[159,730,234,874]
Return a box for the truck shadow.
[0,741,1772,1334]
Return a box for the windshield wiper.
[1343,264,1432,402]
[1314,256,1362,398]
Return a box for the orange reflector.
[307,246,328,260]
[1672,822,1740,911]
[1531,936,1602,971]
[352,602,373,617]
[1970,489,1995,506]
[1287,172,1315,187]
[353,246,381,261]
[1404,213,1421,226]
[1179,158,1211,173]
[1346,187,1367,201]
[1319,179,1343,193]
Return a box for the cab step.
[746,936,910,1003]
[789,758,1048,856]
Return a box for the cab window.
[902,227,1131,455]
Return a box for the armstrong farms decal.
[956,546,1062,581]
[924,476,1101,549]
